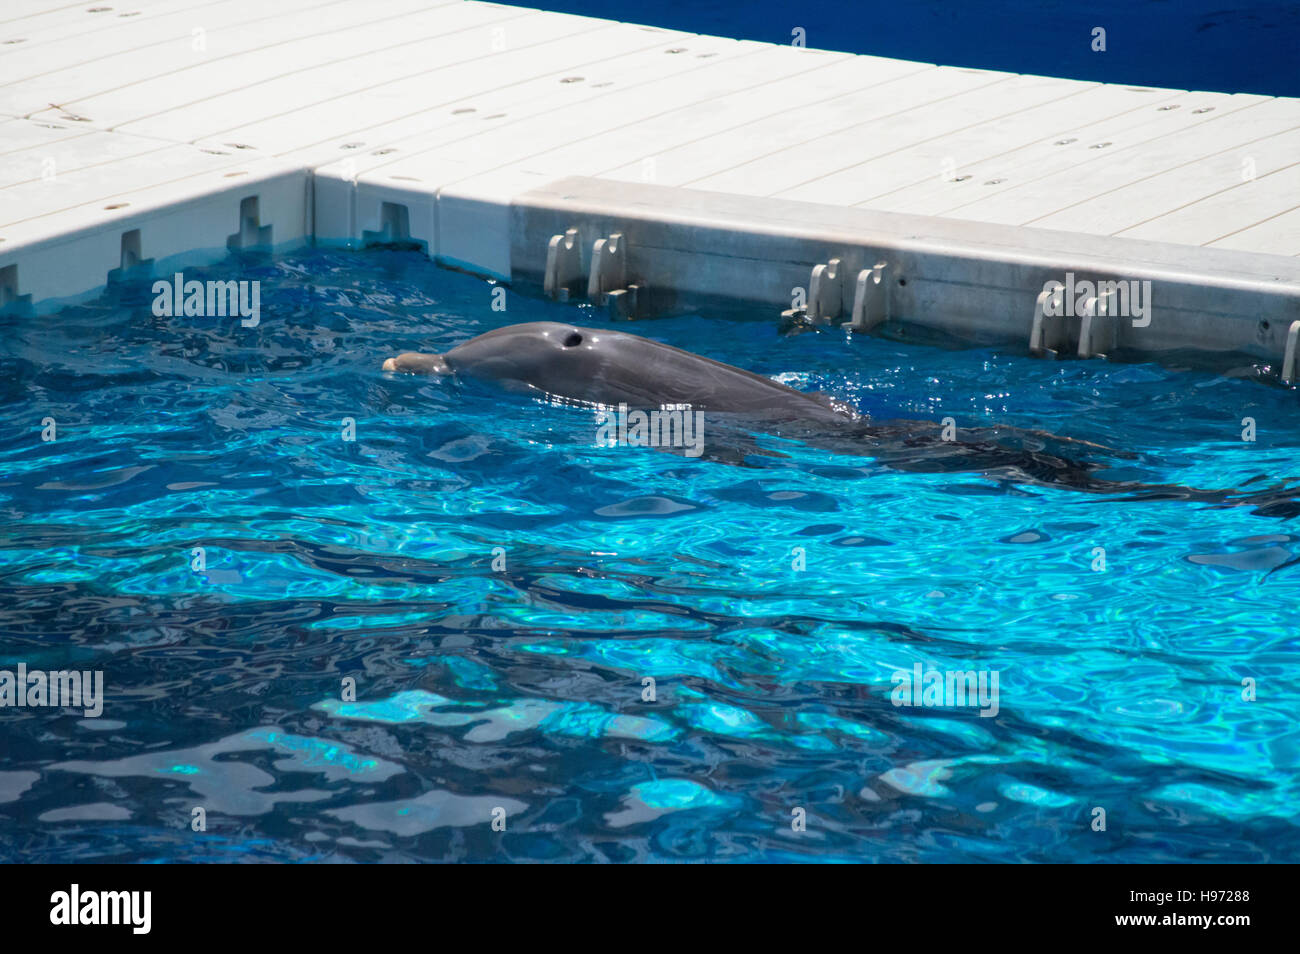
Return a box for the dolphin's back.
[599,331,852,422]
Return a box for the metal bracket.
[586,232,651,318]
[1282,320,1300,385]
[1029,285,1067,358]
[807,258,843,324]
[1077,295,1115,359]
[606,283,651,320]
[784,257,891,332]
[850,262,889,331]
[587,232,626,304]
[544,228,583,301]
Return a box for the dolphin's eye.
[563,332,583,348]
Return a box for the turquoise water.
[0,248,1296,862]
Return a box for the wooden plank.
[0,117,107,159]
[0,142,260,228]
[1120,161,1300,252]
[0,0,382,98]
[115,9,612,142]
[6,2,528,127]
[354,42,838,186]
[203,22,706,160]
[0,121,168,190]
[276,27,731,170]
[1090,132,1300,241]
[953,96,1299,226]
[1208,204,1300,256]
[859,89,1248,217]
[816,84,1186,209]
[0,0,287,69]
[692,71,1106,201]
[593,52,940,187]
[0,2,153,31]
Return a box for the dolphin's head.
[382,322,613,400]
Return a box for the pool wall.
[1,158,310,313]
[1,1,1298,377]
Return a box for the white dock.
[1,1,1298,370]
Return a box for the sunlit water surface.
[1,249,1296,862]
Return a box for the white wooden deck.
[1,0,1297,343]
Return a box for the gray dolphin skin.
[382,321,852,425]
[382,321,1300,514]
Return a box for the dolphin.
[383,321,852,426]
[382,321,1300,514]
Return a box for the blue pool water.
[512,0,1300,98]
[1,248,1297,863]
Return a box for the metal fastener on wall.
[1029,285,1067,358]
[807,258,843,324]
[1282,320,1300,385]
[587,232,626,304]
[850,262,889,331]
[1076,295,1114,359]
[586,231,652,318]
[605,283,651,320]
[543,228,583,301]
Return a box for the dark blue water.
[511,1,1300,98]
[1,248,1297,862]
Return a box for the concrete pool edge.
[499,175,1300,361]
[4,162,1299,379]
[0,160,312,314]
[330,166,1300,375]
